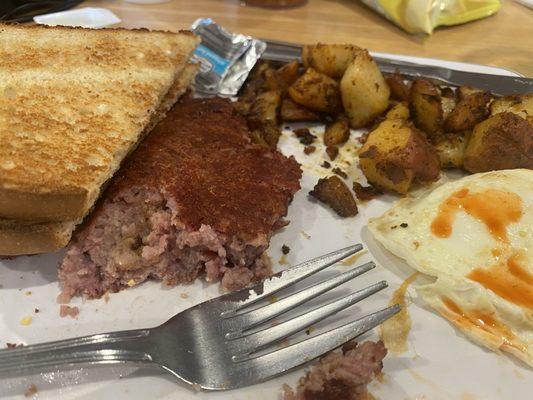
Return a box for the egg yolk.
[430,188,522,243]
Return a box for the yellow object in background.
[360,0,501,34]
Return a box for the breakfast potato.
[265,60,301,94]
[410,79,443,139]
[326,145,339,160]
[490,94,533,122]
[249,120,282,148]
[464,112,533,172]
[386,72,410,101]
[302,44,362,79]
[280,98,321,122]
[444,91,491,132]
[385,101,410,120]
[340,50,390,128]
[249,129,269,147]
[434,135,467,168]
[358,119,440,194]
[324,116,350,146]
[261,120,282,148]
[309,176,358,217]
[239,61,271,99]
[248,90,281,123]
[457,85,484,100]
[440,90,457,120]
[288,68,342,114]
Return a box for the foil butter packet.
[191,18,266,96]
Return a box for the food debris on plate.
[293,128,317,145]
[282,341,387,400]
[59,305,79,318]
[309,176,358,217]
[5,342,24,349]
[24,384,37,398]
[303,145,316,154]
[380,272,418,355]
[353,182,382,201]
[332,167,348,179]
[326,145,339,160]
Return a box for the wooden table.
[85,0,533,76]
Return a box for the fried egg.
[368,169,533,366]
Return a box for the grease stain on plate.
[340,249,368,266]
[459,392,478,400]
[380,272,418,355]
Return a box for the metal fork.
[0,244,399,390]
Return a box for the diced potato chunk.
[463,112,533,172]
[434,135,467,168]
[444,91,491,132]
[288,68,342,114]
[409,79,443,139]
[440,94,456,120]
[386,72,410,101]
[340,50,390,128]
[248,90,281,124]
[302,44,362,78]
[280,98,321,122]
[490,94,533,123]
[386,102,410,120]
[457,86,484,100]
[265,61,301,94]
[324,116,350,146]
[358,119,440,194]
[309,176,358,217]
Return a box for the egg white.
[369,169,533,366]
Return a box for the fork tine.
[225,261,375,339]
[230,280,388,361]
[238,305,400,383]
[221,244,363,317]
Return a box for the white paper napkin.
[34,7,121,29]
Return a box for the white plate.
[0,58,529,399]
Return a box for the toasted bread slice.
[0,24,199,222]
[0,62,198,256]
[0,219,75,257]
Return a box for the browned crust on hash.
[95,97,302,240]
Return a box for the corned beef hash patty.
[59,97,301,300]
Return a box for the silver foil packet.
[190,18,266,97]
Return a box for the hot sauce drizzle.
[468,252,533,309]
[441,297,515,343]
[430,188,522,243]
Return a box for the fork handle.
[0,329,154,375]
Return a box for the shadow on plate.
[0,251,63,290]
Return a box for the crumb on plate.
[24,384,37,397]
[353,182,383,201]
[6,342,24,349]
[326,146,339,161]
[59,305,79,319]
[304,145,316,155]
[282,340,387,400]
